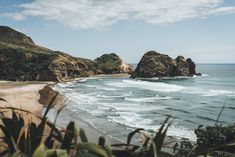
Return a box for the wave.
[196,115,216,122]
[125,95,171,103]
[66,92,99,104]
[108,115,196,141]
[57,83,69,88]
[82,84,117,91]
[102,102,166,113]
[96,93,132,98]
[226,106,235,110]
[139,76,195,81]
[168,126,196,141]
[182,87,235,97]
[166,108,191,114]
[201,74,209,77]
[202,89,235,97]
[106,79,185,92]
[108,115,154,128]
[77,78,88,83]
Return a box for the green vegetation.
[0,96,234,157]
[0,31,95,81]
[0,48,56,81]
[95,53,123,74]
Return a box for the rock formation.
[175,56,190,76]
[131,51,197,78]
[0,26,34,44]
[94,53,133,74]
[0,26,132,81]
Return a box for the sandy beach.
[0,81,119,144]
[0,81,51,115]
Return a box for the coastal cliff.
[131,51,198,78]
[0,26,132,81]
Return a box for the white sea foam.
[107,114,196,140]
[140,76,194,81]
[168,126,196,141]
[125,95,171,103]
[202,89,235,97]
[96,93,132,98]
[201,74,209,77]
[66,92,99,104]
[108,115,154,128]
[181,87,235,97]
[57,83,68,88]
[83,84,117,91]
[127,123,196,141]
[77,78,88,82]
[106,79,185,92]
[104,103,165,112]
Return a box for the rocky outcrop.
[94,53,133,74]
[175,56,190,76]
[186,58,196,75]
[131,51,197,78]
[0,26,34,44]
[0,26,132,81]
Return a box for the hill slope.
[0,26,132,81]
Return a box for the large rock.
[131,51,197,78]
[186,58,196,75]
[175,56,190,76]
[94,53,133,74]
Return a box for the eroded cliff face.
[131,51,197,78]
[0,26,132,81]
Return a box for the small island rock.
[131,51,197,78]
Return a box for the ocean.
[55,64,235,142]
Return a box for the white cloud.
[3,0,235,29]
[1,13,26,21]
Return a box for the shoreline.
[53,79,191,154]
[0,80,123,144]
[0,79,192,154]
[49,83,124,144]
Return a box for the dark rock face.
[131,51,197,78]
[0,26,34,44]
[175,56,190,76]
[94,53,133,74]
[0,26,132,81]
[186,58,196,76]
[131,51,177,78]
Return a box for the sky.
[0,0,235,63]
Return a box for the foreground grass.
[0,96,234,157]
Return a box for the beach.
[0,76,213,156]
[0,81,120,143]
[0,81,50,115]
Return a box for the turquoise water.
[55,64,235,141]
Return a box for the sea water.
[55,64,235,142]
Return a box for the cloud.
[1,13,27,21]
[3,0,235,29]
